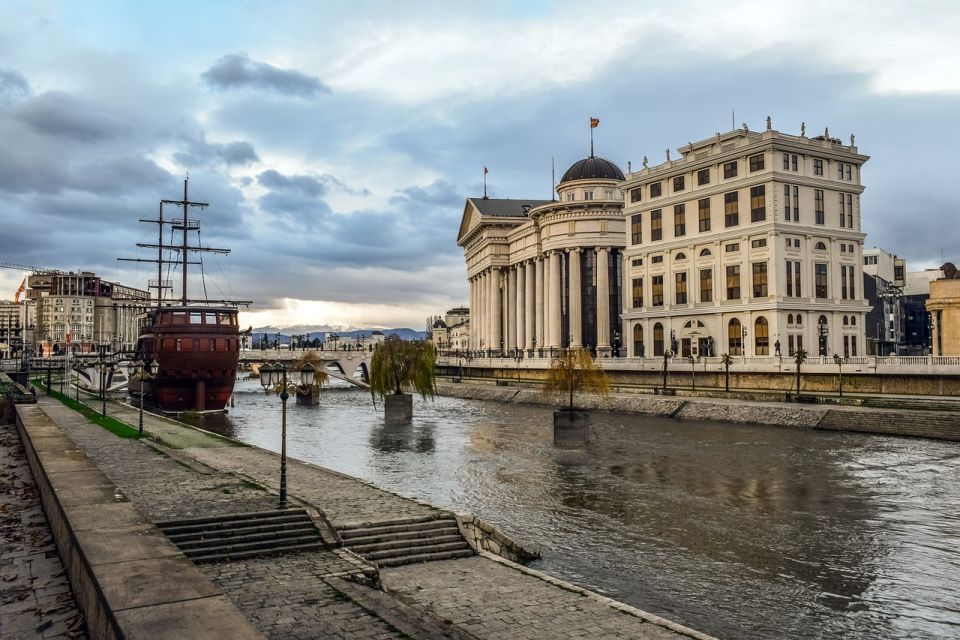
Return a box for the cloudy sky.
[1,1,958,329]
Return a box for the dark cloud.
[174,136,260,168]
[201,52,329,97]
[0,68,30,105]
[14,91,129,141]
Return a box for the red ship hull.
[134,306,240,412]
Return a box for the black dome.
[559,156,624,184]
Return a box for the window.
[728,319,743,355]
[584,190,593,200]
[851,335,857,357]
[792,155,799,171]
[725,243,739,252]
[841,243,847,254]
[815,189,824,224]
[675,272,688,304]
[697,168,710,185]
[698,198,711,232]
[724,191,739,226]
[654,323,664,356]
[605,189,614,199]
[632,278,643,308]
[788,314,794,324]
[631,214,642,244]
[675,252,687,260]
[651,209,662,241]
[752,262,768,297]
[755,317,769,355]
[782,153,790,170]
[751,238,767,248]
[631,258,643,267]
[726,264,741,300]
[797,314,803,325]
[786,260,802,297]
[848,264,856,299]
[815,263,828,298]
[784,184,799,221]
[652,275,664,306]
[839,193,846,227]
[567,193,574,201]
[851,315,856,326]
[837,163,845,179]
[630,187,642,203]
[750,185,766,222]
[723,161,738,178]
[749,154,764,172]
[815,241,827,251]
[699,248,712,257]
[846,194,853,228]
[652,255,664,264]
[814,158,824,175]
[700,268,713,302]
[847,165,853,180]
[633,324,644,357]
[841,266,849,299]
[674,204,686,237]
[673,176,685,192]
[650,182,662,198]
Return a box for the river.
[190,379,960,639]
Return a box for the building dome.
[559,156,624,184]
[433,319,447,329]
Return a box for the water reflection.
[196,380,959,639]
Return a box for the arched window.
[755,317,769,355]
[796,314,803,325]
[851,316,856,326]
[683,320,693,328]
[787,313,794,324]
[819,314,828,325]
[843,315,849,326]
[699,248,712,257]
[728,318,743,356]
[675,252,687,260]
[633,324,644,357]
[653,323,664,356]
[815,241,827,250]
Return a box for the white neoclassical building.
[620,124,871,360]
[457,156,628,356]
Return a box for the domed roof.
[433,319,447,329]
[559,156,624,184]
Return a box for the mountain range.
[250,326,428,345]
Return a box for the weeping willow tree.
[291,351,329,387]
[541,348,611,411]
[369,336,437,403]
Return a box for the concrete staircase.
[818,409,960,441]
[861,397,960,413]
[157,509,326,563]
[339,515,474,567]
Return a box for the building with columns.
[620,124,871,360]
[457,156,627,356]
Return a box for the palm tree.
[369,336,436,421]
[541,348,610,412]
[720,353,734,392]
[793,347,808,398]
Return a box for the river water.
[193,379,960,639]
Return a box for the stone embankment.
[436,382,960,441]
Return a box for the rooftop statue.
[940,262,959,279]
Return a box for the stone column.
[507,266,517,351]
[535,256,545,351]
[480,271,488,352]
[469,277,476,350]
[525,260,535,353]
[596,247,611,354]
[490,268,502,354]
[516,263,525,351]
[568,248,582,347]
[549,250,562,348]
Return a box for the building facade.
[927,277,960,356]
[458,156,627,356]
[863,247,906,355]
[0,301,23,360]
[620,125,871,360]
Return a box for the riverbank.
[435,381,960,441]
[12,388,715,640]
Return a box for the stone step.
[346,534,466,555]
[167,521,314,543]
[190,541,326,564]
[336,513,449,529]
[374,548,475,568]
[175,526,321,551]
[339,519,459,539]
[340,527,462,548]
[158,512,312,537]
[182,533,323,558]
[360,541,471,562]
[156,509,296,528]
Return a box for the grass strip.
[33,379,141,439]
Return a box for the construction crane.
[0,261,64,302]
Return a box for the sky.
[1,0,958,330]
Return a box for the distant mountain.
[251,326,428,345]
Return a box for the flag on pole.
[483,166,488,174]
[590,117,600,128]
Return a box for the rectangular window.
[674,204,686,237]
[849,264,856,299]
[724,191,739,227]
[630,188,642,203]
[631,258,643,267]
[752,262,768,297]
[791,186,799,221]
[844,335,850,358]
[783,153,790,170]
[788,334,795,356]
[795,260,802,296]
[675,272,687,304]
[841,265,848,299]
[632,278,643,308]
[786,260,794,297]
[846,194,853,227]
[650,182,662,198]
[837,163,845,179]
[851,335,857,356]
[726,265,741,300]
[673,176,685,192]
[847,165,853,180]
[700,268,713,302]
[783,184,791,220]
[839,193,846,227]
[814,158,824,175]
[749,154,764,172]
[815,189,825,224]
[698,198,710,232]
[652,255,664,264]
[652,275,664,306]
[750,185,766,222]
[725,242,740,252]
[697,168,710,185]
[631,214,642,244]
[751,238,767,248]
[723,161,738,179]
[792,155,798,171]
[815,263,828,298]
[651,209,662,241]
[584,191,593,200]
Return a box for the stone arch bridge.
[239,349,371,388]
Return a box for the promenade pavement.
[22,391,709,640]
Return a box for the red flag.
[590,117,600,128]
[483,166,488,174]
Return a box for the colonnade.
[469,247,616,355]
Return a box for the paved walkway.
[0,420,86,640]
[23,391,710,640]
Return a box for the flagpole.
[483,167,487,199]
[590,119,594,157]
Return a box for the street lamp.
[818,319,829,357]
[133,359,154,436]
[96,344,110,416]
[741,327,748,363]
[833,354,844,397]
[259,361,316,509]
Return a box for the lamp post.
[260,361,316,509]
[133,359,154,436]
[818,319,829,358]
[96,344,110,416]
[741,327,748,363]
[515,349,523,383]
[833,354,843,397]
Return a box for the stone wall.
[456,513,540,563]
